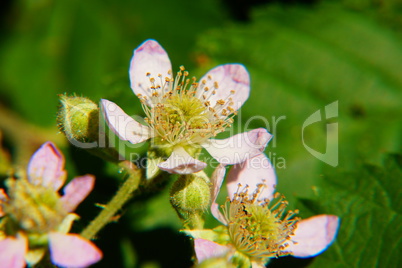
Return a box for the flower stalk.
[80,161,142,240]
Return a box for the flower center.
[2,178,67,233]
[223,184,299,262]
[138,67,236,147]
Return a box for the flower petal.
[101,99,151,144]
[49,232,102,268]
[0,188,7,200]
[210,165,228,225]
[129,39,172,105]
[227,154,276,201]
[0,188,8,217]
[251,262,267,268]
[197,64,250,112]
[202,128,272,165]
[60,175,95,212]
[194,238,229,263]
[27,142,66,191]
[286,215,340,258]
[0,236,27,268]
[158,147,207,174]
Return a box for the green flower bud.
[170,172,211,229]
[57,95,99,143]
[57,95,121,163]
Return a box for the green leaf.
[300,154,402,267]
[194,3,402,203]
[0,0,229,126]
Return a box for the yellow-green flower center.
[2,178,67,234]
[139,67,236,148]
[223,185,299,263]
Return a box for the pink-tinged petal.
[0,236,27,268]
[158,147,207,174]
[210,165,228,225]
[101,99,151,144]
[0,188,7,200]
[49,232,102,268]
[194,238,229,263]
[286,215,340,258]
[60,175,95,212]
[28,142,66,191]
[0,188,8,217]
[197,64,250,112]
[251,262,267,268]
[202,128,272,165]
[227,154,276,201]
[129,39,172,105]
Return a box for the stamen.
[141,67,234,147]
[221,185,299,261]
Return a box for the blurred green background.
[0,0,401,267]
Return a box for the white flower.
[0,142,102,268]
[191,154,340,267]
[101,39,271,176]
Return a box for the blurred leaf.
[0,131,11,176]
[195,3,402,202]
[298,154,402,267]
[0,0,229,126]
[128,185,182,232]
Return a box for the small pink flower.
[193,154,339,267]
[0,142,102,268]
[101,39,271,175]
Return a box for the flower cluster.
[98,39,340,267]
[8,38,340,268]
[187,154,339,267]
[101,40,270,178]
[0,142,102,268]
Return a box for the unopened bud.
[57,95,122,163]
[57,95,99,143]
[170,172,211,229]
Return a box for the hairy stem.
[80,161,142,240]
